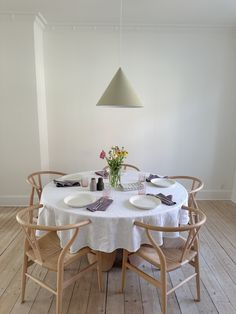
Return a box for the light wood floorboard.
[0,201,235,314]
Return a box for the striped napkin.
[87,197,113,212]
[146,174,168,182]
[95,170,109,178]
[53,179,80,187]
[147,193,176,206]
[157,193,176,205]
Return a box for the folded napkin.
[147,193,176,206]
[87,197,113,212]
[146,174,168,182]
[95,170,109,178]
[53,179,80,187]
[156,193,176,206]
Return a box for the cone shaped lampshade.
[96,67,143,107]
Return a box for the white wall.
[44,26,236,200]
[0,15,41,205]
[1,17,236,205]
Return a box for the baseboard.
[231,192,236,203]
[0,195,29,206]
[196,189,232,200]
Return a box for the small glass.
[81,177,89,187]
[138,172,146,182]
[103,183,113,199]
[138,172,146,195]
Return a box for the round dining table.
[38,170,188,270]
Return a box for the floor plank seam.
[200,252,236,312]
[0,229,22,257]
[204,225,236,271]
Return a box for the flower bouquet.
[100,146,128,188]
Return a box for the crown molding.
[0,12,235,32]
[0,11,47,28]
[35,13,47,30]
[45,23,236,32]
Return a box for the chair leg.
[21,254,28,303]
[194,255,201,301]
[56,268,64,314]
[96,251,103,292]
[121,249,129,292]
[160,269,167,314]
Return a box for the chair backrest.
[168,176,204,208]
[26,170,66,205]
[103,164,140,172]
[134,206,206,264]
[16,205,90,264]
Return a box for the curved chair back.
[168,176,204,208]
[103,163,140,172]
[26,170,66,205]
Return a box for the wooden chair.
[103,163,140,172]
[27,171,66,205]
[121,206,206,314]
[16,205,103,314]
[168,176,204,209]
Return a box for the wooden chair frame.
[26,171,66,205]
[103,163,140,172]
[121,206,206,314]
[16,205,103,314]
[169,176,204,209]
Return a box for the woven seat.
[136,243,197,272]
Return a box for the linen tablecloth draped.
[38,171,188,253]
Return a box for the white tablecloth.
[38,171,188,253]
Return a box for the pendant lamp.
[96,0,143,108]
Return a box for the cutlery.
[146,193,175,205]
[94,198,104,210]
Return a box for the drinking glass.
[138,172,146,195]
[81,177,89,187]
[103,183,113,199]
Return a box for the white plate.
[150,178,176,188]
[58,173,82,182]
[64,193,97,208]
[129,195,161,210]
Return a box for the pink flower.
[100,150,106,159]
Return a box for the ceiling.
[0,0,236,25]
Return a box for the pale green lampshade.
[96,67,143,107]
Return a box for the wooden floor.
[0,201,236,314]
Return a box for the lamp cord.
[119,0,123,67]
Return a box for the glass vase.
[109,167,121,189]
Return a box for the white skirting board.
[231,192,236,203]
[197,189,232,201]
[0,190,235,206]
[0,195,30,206]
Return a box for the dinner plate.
[150,178,176,188]
[58,173,82,182]
[64,193,97,208]
[129,195,161,210]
